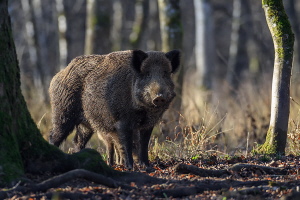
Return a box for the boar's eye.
[163,71,169,78]
[144,71,151,78]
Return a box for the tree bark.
[285,0,300,76]
[0,0,112,186]
[226,0,250,93]
[158,0,183,110]
[132,0,150,49]
[85,0,112,55]
[120,0,136,50]
[63,0,87,64]
[157,0,184,139]
[28,0,60,102]
[194,0,214,90]
[256,0,294,154]
[8,0,36,97]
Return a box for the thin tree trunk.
[120,0,136,50]
[256,0,294,154]
[158,0,183,111]
[63,0,87,63]
[85,0,112,55]
[285,0,300,77]
[147,0,161,50]
[132,0,149,49]
[28,0,60,102]
[180,0,195,71]
[194,0,214,90]
[8,0,36,97]
[157,0,183,139]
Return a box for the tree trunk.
[132,0,150,49]
[147,0,161,50]
[120,0,136,50]
[157,0,184,139]
[226,0,250,94]
[85,0,112,55]
[285,0,300,77]
[158,0,183,111]
[256,0,294,154]
[8,0,36,98]
[63,0,87,64]
[194,0,214,90]
[0,0,112,186]
[28,0,60,102]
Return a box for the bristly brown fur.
[49,50,181,169]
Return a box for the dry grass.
[24,72,300,159]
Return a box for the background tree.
[158,0,183,109]
[28,0,60,102]
[8,0,36,97]
[158,0,184,138]
[63,0,87,64]
[285,0,300,75]
[194,0,214,90]
[85,0,112,55]
[256,0,294,154]
[226,0,251,94]
[120,0,136,50]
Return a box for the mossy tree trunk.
[256,0,294,154]
[0,0,112,186]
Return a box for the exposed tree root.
[0,169,133,199]
[228,163,287,175]
[0,163,292,199]
[174,163,230,177]
[116,171,166,185]
[175,163,287,177]
[23,192,113,200]
[153,180,270,198]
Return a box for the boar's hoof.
[152,94,167,107]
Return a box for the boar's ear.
[132,50,148,73]
[165,50,181,73]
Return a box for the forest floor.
[3,154,300,200]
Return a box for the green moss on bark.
[259,0,294,155]
[71,149,115,176]
[262,0,294,61]
[0,113,24,185]
[254,127,277,155]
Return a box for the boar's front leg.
[73,121,94,152]
[115,121,134,169]
[138,127,153,166]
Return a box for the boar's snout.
[152,94,166,107]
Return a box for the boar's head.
[131,50,181,110]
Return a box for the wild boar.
[49,50,180,169]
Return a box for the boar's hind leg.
[73,122,94,152]
[96,132,119,166]
[138,128,153,166]
[106,138,117,166]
